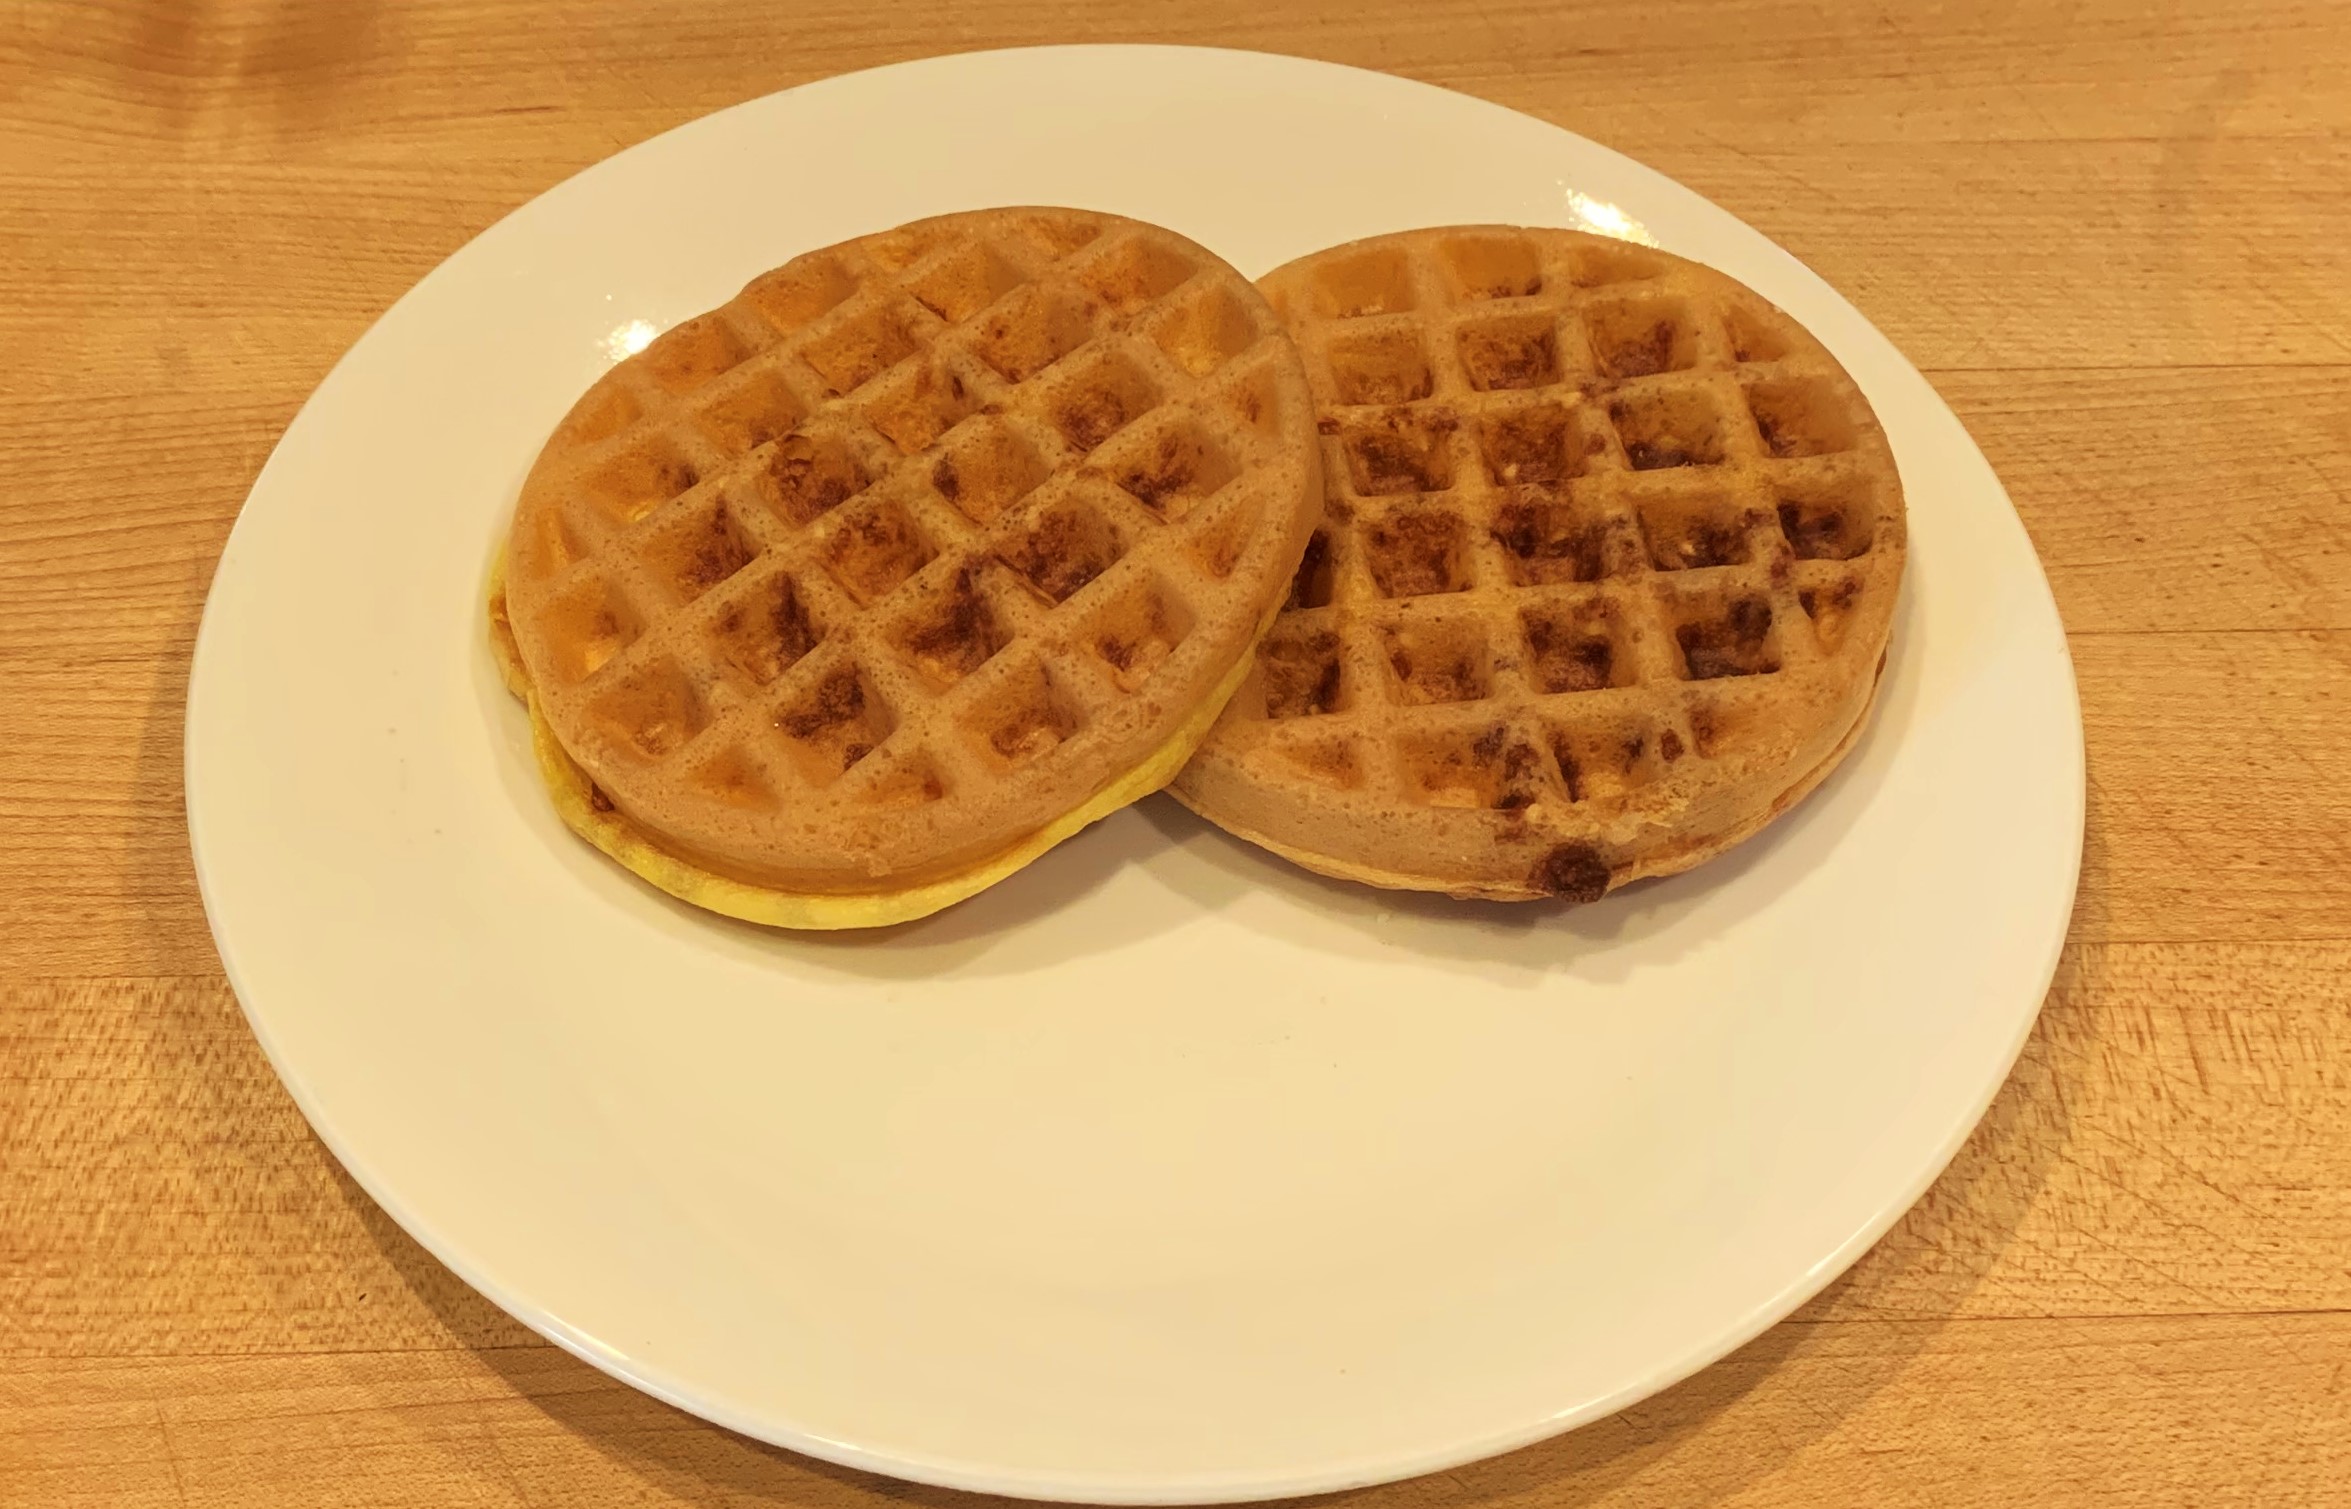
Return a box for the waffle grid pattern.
[503,209,1318,885]
[1178,227,1905,899]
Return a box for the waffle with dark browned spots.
[497,209,1320,902]
[1171,226,1905,901]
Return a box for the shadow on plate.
[485,572,1921,989]
[374,558,2056,1505]
[721,639,1909,986]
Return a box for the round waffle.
[1171,226,1907,902]
[494,208,1320,923]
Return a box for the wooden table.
[6,2,2348,1503]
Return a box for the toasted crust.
[1173,655,1884,900]
[494,545,1278,926]
[499,209,1322,904]
[1172,226,1906,901]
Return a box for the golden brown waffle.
[1171,226,1906,901]
[498,208,1320,899]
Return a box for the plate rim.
[185,41,2086,1504]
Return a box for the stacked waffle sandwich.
[492,211,1904,926]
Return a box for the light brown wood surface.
[4,1,2348,1504]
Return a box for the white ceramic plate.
[186,45,2082,1504]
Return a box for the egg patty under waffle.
[494,209,1321,927]
[1170,226,1907,903]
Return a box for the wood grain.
[6,1313,2348,1508]
[4,0,2348,1503]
